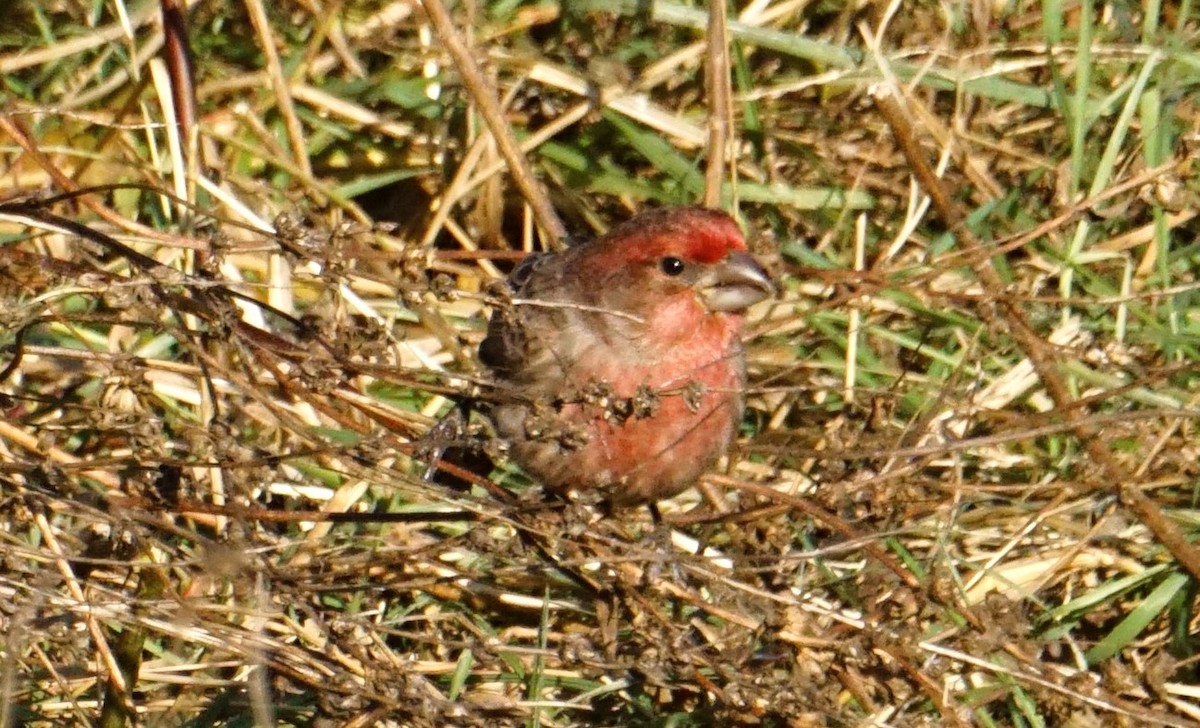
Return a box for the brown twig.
[159,0,197,151]
[871,85,1200,582]
[702,0,732,209]
[419,0,567,246]
[244,0,312,177]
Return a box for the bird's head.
[580,207,774,340]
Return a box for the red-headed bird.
[480,207,773,507]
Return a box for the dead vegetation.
[1,0,1200,725]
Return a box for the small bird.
[480,206,773,507]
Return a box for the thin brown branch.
[244,0,312,177]
[703,0,732,209]
[159,0,197,150]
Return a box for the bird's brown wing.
[478,251,557,377]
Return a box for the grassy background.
[2,0,1200,725]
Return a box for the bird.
[479,206,773,507]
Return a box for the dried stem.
[703,0,732,209]
[244,0,312,177]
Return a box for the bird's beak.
[698,251,774,313]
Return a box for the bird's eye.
[659,256,685,276]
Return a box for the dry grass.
[2,0,1200,726]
